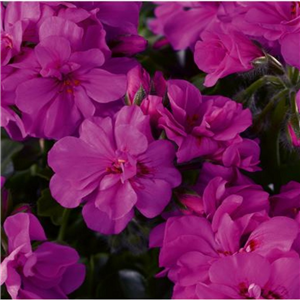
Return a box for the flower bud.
[110,35,147,57]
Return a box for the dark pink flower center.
[137,162,151,175]
[61,78,81,95]
[106,159,126,174]
[244,239,260,252]
[217,249,232,256]
[262,286,288,299]
[291,2,300,16]
[239,282,262,299]
[186,114,200,129]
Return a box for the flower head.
[48,105,181,234]
[0,213,85,299]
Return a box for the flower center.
[291,2,300,16]
[62,78,81,94]
[106,158,126,174]
[262,285,288,299]
[239,282,262,299]
[244,239,260,252]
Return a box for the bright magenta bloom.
[158,80,254,164]
[150,215,299,299]
[0,213,85,299]
[48,105,181,234]
[197,253,300,299]
[14,35,127,139]
[194,27,263,87]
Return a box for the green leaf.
[119,269,148,299]
[1,139,24,176]
[37,189,65,225]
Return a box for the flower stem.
[292,67,299,85]
[57,208,70,242]
[235,75,284,103]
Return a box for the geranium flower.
[14,36,127,139]
[0,213,85,299]
[48,105,181,234]
[158,80,252,163]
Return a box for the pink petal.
[82,201,134,234]
[81,69,126,103]
[135,178,173,218]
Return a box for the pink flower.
[48,106,181,234]
[14,36,127,139]
[126,65,166,105]
[281,30,300,69]
[196,162,254,195]
[126,65,151,104]
[193,175,270,234]
[271,181,300,219]
[150,215,299,299]
[194,27,263,87]
[1,65,28,140]
[221,138,261,172]
[0,213,85,299]
[197,253,299,299]
[158,80,252,163]
[149,3,219,50]
[234,2,300,42]
[126,65,166,133]
[76,2,147,56]
[1,105,27,141]
[1,4,27,66]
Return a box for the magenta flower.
[0,66,27,141]
[76,2,147,56]
[14,36,127,139]
[234,2,300,42]
[158,80,252,163]
[126,65,166,132]
[150,215,299,299]
[221,138,261,172]
[1,4,26,66]
[281,30,300,69]
[126,64,166,105]
[1,105,27,141]
[194,27,263,87]
[180,174,270,236]
[271,181,300,219]
[126,65,151,104]
[48,105,181,234]
[196,162,254,195]
[197,253,300,299]
[0,213,85,299]
[149,3,219,50]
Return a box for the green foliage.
[1,139,23,177]
[37,189,65,225]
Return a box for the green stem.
[253,89,288,133]
[88,256,95,297]
[267,54,285,75]
[57,209,70,242]
[292,67,299,85]
[235,75,284,103]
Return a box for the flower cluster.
[1,2,299,299]
[150,168,300,299]
[0,212,85,299]
[1,2,146,140]
[151,2,300,86]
